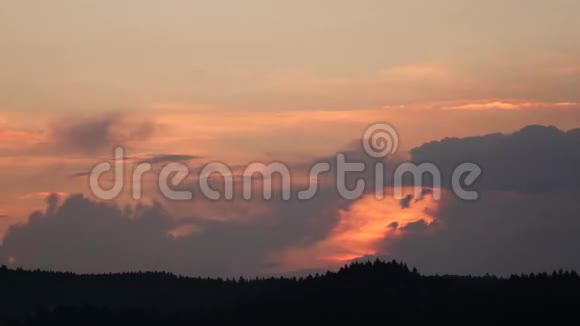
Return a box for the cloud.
[268,188,439,273]
[0,166,350,276]
[381,125,580,275]
[410,125,580,193]
[399,219,430,233]
[0,195,173,272]
[0,142,395,276]
[70,171,92,178]
[0,129,42,143]
[4,125,580,277]
[447,101,578,111]
[388,191,580,276]
[400,194,413,208]
[0,178,372,276]
[137,154,202,165]
[50,113,155,154]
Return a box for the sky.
[1,0,580,276]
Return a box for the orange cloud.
[0,129,43,143]
[447,101,578,111]
[268,188,441,274]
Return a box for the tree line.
[1,260,579,325]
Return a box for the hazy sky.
[2,0,579,112]
[0,1,579,276]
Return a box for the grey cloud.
[400,194,413,208]
[399,219,430,233]
[0,143,389,276]
[51,114,155,154]
[138,154,202,165]
[410,125,580,193]
[0,194,286,277]
[384,125,580,276]
[8,125,580,277]
[388,192,580,276]
[70,171,92,178]
[0,164,357,277]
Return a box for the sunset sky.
[1,0,580,276]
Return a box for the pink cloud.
[447,101,578,111]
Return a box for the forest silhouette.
[1,260,579,324]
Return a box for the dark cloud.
[399,190,431,209]
[5,125,580,277]
[411,125,580,193]
[51,114,155,154]
[70,171,92,178]
[0,194,285,277]
[400,219,430,233]
[45,193,60,216]
[138,154,202,165]
[163,147,383,256]
[400,194,413,208]
[388,192,580,276]
[0,156,361,276]
[0,143,388,276]
[384,125,580,276]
